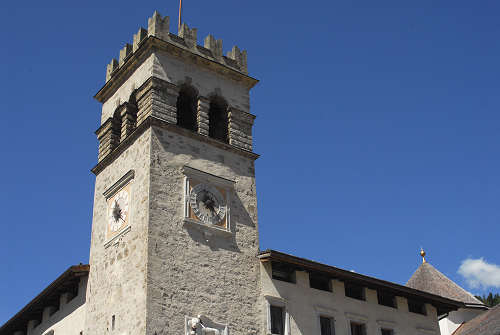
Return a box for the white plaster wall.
[29,277,87,335]
[260,263,441,335]
[439,308,484,335]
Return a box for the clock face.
[189,183,227,226]
[108,188,129,233]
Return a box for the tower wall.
[88,11,260,334]
[85,129,152,334]
[146,127,261,334]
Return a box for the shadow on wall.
[183,188,254,253]
[153,126,255,178]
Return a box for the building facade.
[406,251,488,335]
[1,11,469,335]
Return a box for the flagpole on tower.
[178,0,183,32]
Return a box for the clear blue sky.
[2,0,500,323]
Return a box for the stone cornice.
[94,36,259,104]
[91,115,259,175]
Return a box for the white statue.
[186,315,229,335]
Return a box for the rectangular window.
[345,282,365,301]
[350,322,366,335]
[310,272,332,292]
[272,262,296,283]
[320,316,334,335]
[381,329,394,335]
[408,300,426,315]
[377,290,397,308]
[270,305,285,335]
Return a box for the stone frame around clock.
[103,169,135,248]
[182,166,234,237]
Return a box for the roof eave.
[258,249,464,314]
[0,264,89,333]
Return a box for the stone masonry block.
[133,27,148,52]
[229,107,255,151]
[197,96,210,136]
[227,46,248,74]
[204,35,223,59]
[120,103,138,141]
[119,43,132,67]
[179,23,198,49]
[148,11,170,41]
[106,58,118,82]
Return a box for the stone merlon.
[105,11,248,82]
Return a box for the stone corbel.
[95,118,120,161]
[135,77,179,126]
[228,107,255,151]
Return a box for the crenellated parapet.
[105,11,248,82]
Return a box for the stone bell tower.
[86,11,261,335]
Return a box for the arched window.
[176,84,198,132]
[127,92,138,124]
[208,95,229,143]
[112,108,122,146]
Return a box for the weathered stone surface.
[119,43,132,67]
[85,129,152,335]
[103,11,250,85]
[133,27,148,52]
[197,96,210,136]
[89,10,259,335]
[146,127,261,335]
[229,107,255,151]
[148,11,170,41]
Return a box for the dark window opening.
[208,95,229,143]
[112,109,122,142]
[408,300,426,315]
[350,322,366,335]
[176,84,198,132]
[125,93,138,127]
[381,329,394,335]
[270,305,284,335]
[272,262,296,283]
[345,282,365,301]
[68,284,79,303]
[377,290,397,308]
[310,272,332,292]
[111,315,116,330]
[320,316,334,335]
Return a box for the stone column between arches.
[197,96,210,136]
